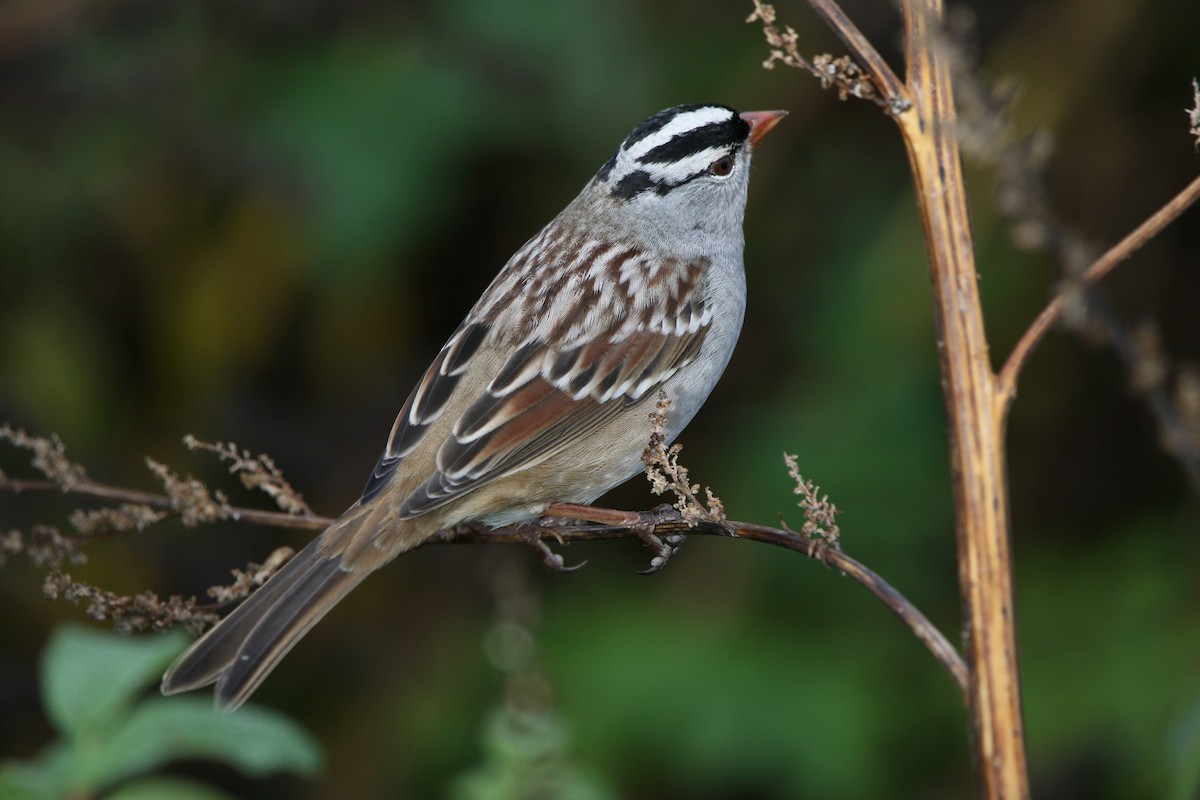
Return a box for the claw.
[521,525,587,573]
[537,502,689,573]
[636,529,687,574]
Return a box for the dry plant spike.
[811,54,879,102]
[43,570,219,634]
[1,427,967,690]
[0,530,22,564]
[1,424,331,533]
[783,453,841,547]
[144,457,232,527]
[69,504,166,535]
[0,525,86,569]
[206,547,295,607]
[946,16,1200,485]
[747,0,905,112]
[939,2,1200,497]
[1178,368,1200,447]
[0,425,87,490]
[1188,77,1200,150]
[1084,300,1200,495]
[1131,322,1168,392]
[947,22,1062,255]
[746,0,812,72]
[184,435,312,515]
[641,392,726,525]
[39,544,292,634]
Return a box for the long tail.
[161,506,377,711]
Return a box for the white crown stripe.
[641,146,728,184]
[623,107,733,161]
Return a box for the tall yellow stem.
[898,1,1029,796]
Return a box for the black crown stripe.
[620,103,714,150]
[636,118,750,165]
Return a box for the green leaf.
[105,776,237,800]
[1166,690,1200,800]
[0,761,56,800]
[0,740,79,800]
[41,625,188,740]
[61,697,321,792]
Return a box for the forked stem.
[895,1,1028,794]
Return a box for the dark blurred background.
[2,0,1198,797]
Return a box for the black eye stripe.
[636,119,750,164]
[610,158,736,201]
[601,104,750,201]
[611,169,660,200]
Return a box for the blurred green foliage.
[2,0,1199,798]
[451,708,615,800]
[0,626,320,800]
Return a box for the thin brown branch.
[435,515,968,695]
[998,173,1200,406]
[726,522,967,694]
[949,29,1200,498]
[946,40,1200,496]
[747,1,910,114]
[1,475,965,695]
[3,478,330,531]
[804,0,911,113]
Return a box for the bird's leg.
[542,502,686,574]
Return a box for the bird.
[161,102,786,710]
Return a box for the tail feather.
[213,558,362,710]
[161,510,376,711]
[160,543,329,693]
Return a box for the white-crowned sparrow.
[161,103,785,710]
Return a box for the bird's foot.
[541,502,687,573]
[519,524,587,573]
[620,503,686,574]
[632,505,687,574]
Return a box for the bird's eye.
[708,155,735,177]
